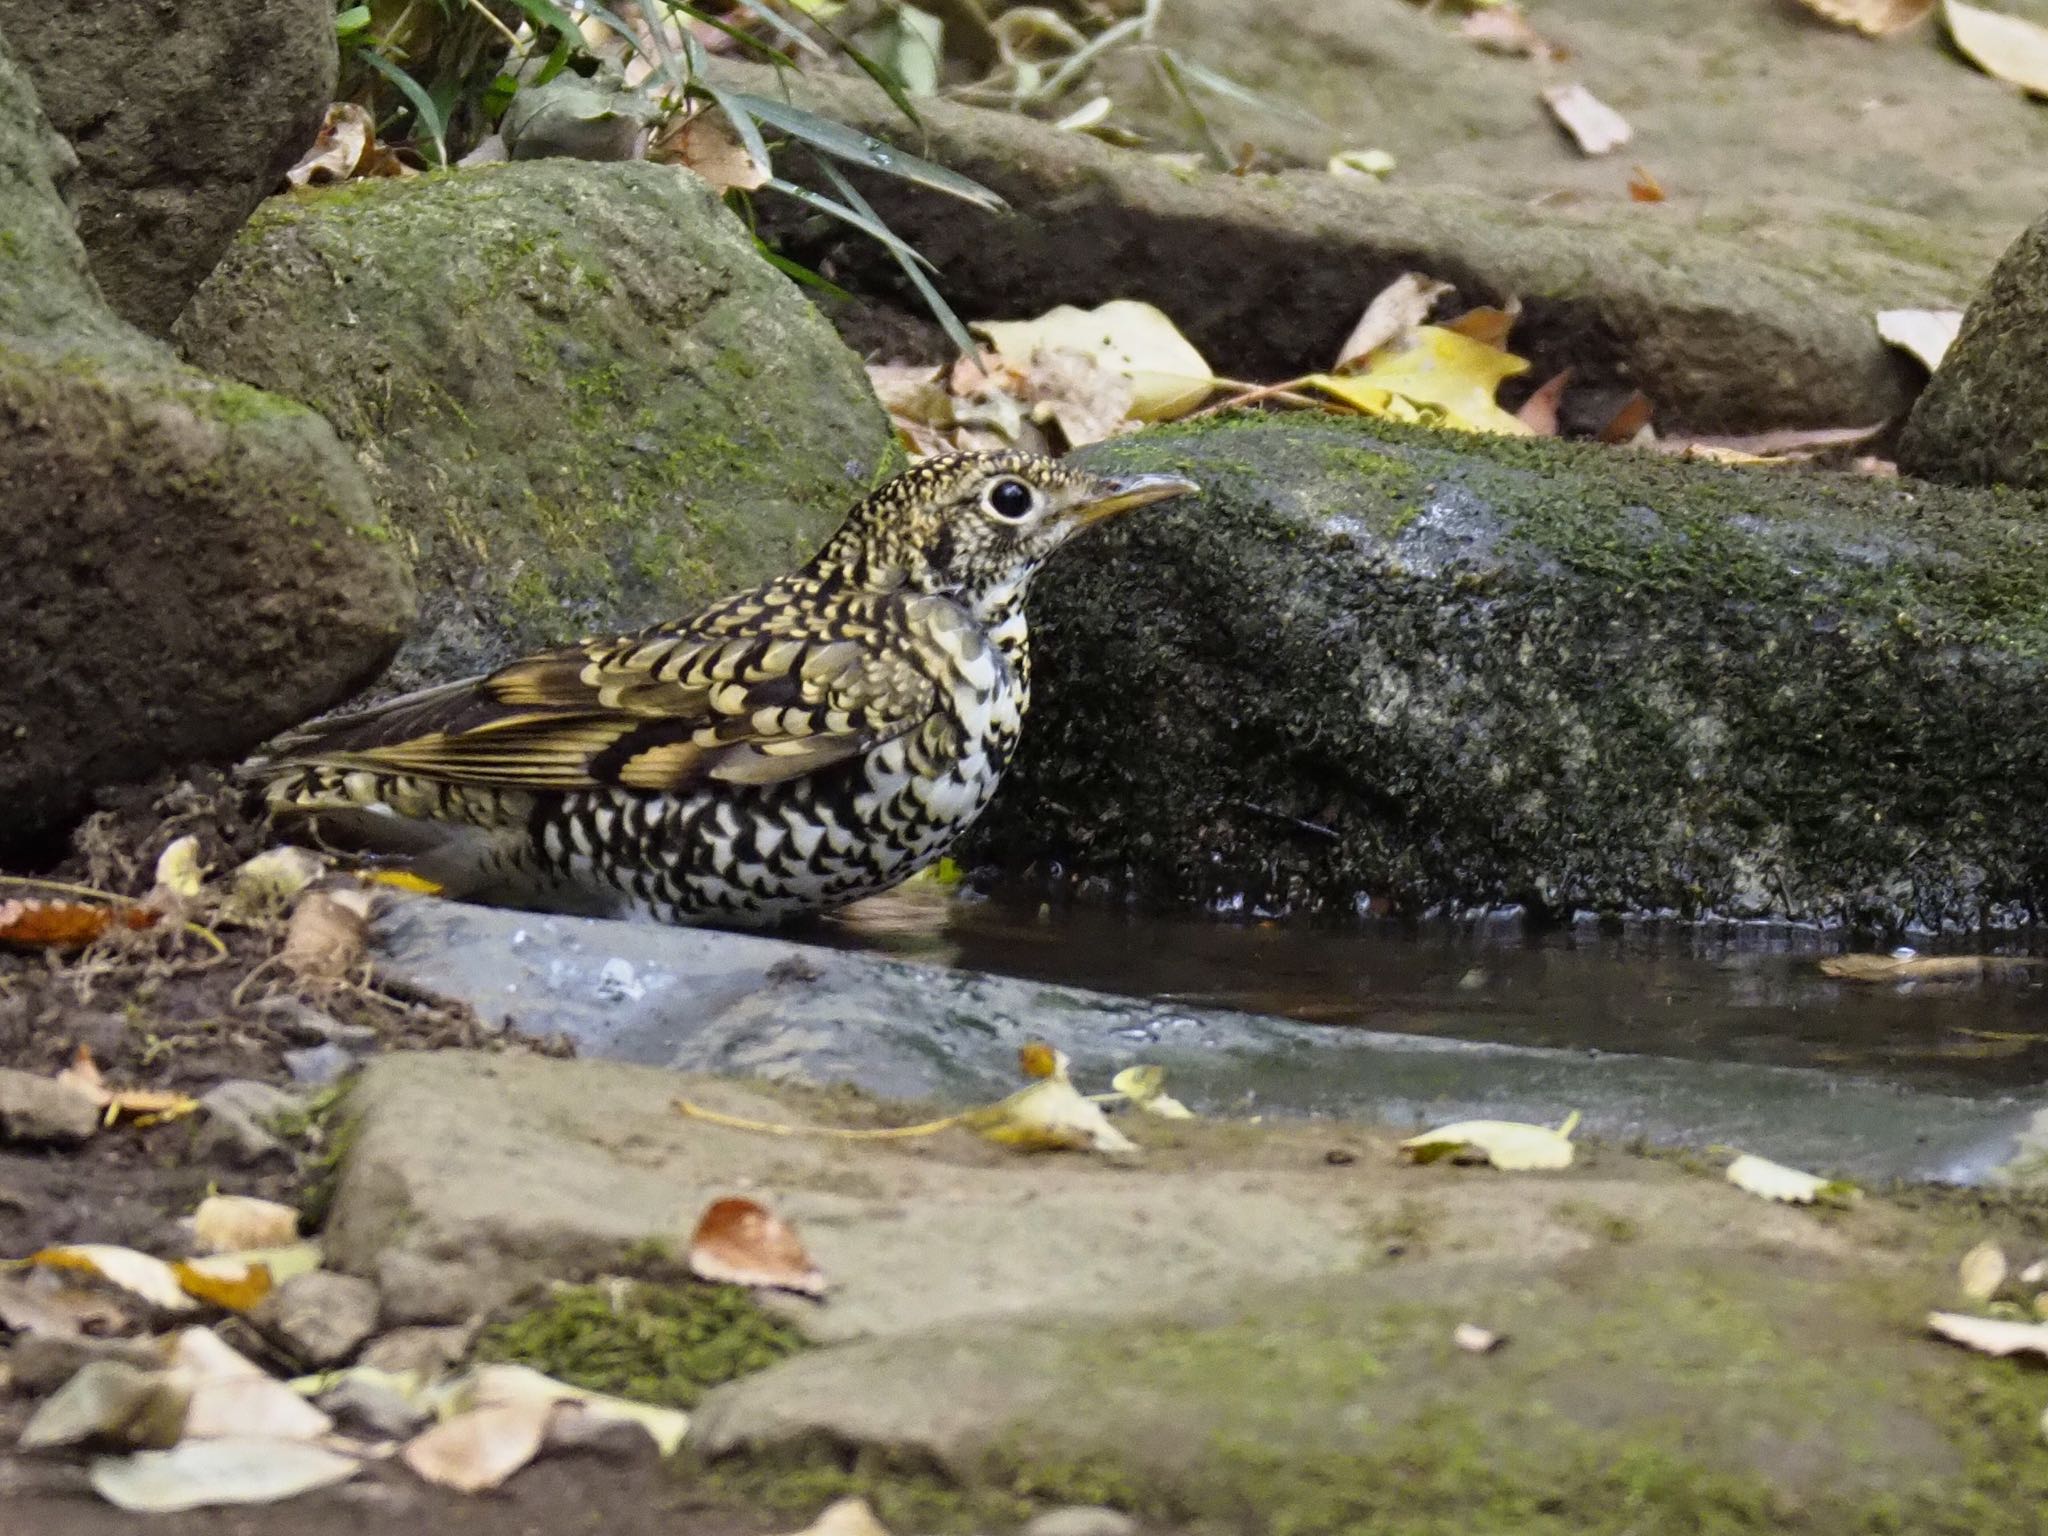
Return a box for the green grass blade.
[755,240,854,301]
[815,158,975,357]
[1161,49,1328,128]
[724,0,830,58]
[660,1,797,67]
[763,175,939,273]
[725,90,1002,209]
[359,49,449,166]
[700,84,776,181]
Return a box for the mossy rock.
[960,416,2048,935]
[0,28,412,856]
[175,160,902,687]
[1899,207,2048,492]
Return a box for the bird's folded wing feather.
[265,612,944,794]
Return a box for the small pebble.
[0,1068,102,1145]
[1022,1507,1139,1536]
[193,1080,302,1166]
[252,1271,382,1368]
[283,1043,359,1086]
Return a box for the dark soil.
[0,774,724,1536]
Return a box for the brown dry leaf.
[1597,391,1655,444]
[687,1197,828,1296]
[279,888,373,983]
[1650,424,1885,463]
[56,1046,199,1127]
[1335,273,1454,372]
[1542,84,1633,156]
[1944,0,2048,94]
[1440,303,1520,349]
[288,103,374,188]
[1018,1040,1063,1079]
[1876,308,1965,372]
[867,364,954,428]
[1818,951,2040,982]
[1627,164,1666,202]
[1515,370,1572,436]
[1459,5,1558,58]
[403,1401,552,1493]
[192,1196,301,1255]
[0,896,156,949]
[1929,1310,2048,1360]
[650,106,768,192]
[1798,0,1935,33]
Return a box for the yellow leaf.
[1111,1064,1195,1119]
[973,301,1213,421]
[1724,1153,1861,1206]
[1944,0,2048,94]
[1306,325,1532,437]
[462,1362,690,1457]
[152,836,208,900]
[1399,1113,1576,1171]
[28,1245,200,1313]
[221,847,329,922]
[966,1075,1137,1155]
[1335,273,1453,372]
[171,1261,274,1313]
[362,869,444,896]
[1018,1040,1064,1080]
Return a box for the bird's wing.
[265,595,956,794]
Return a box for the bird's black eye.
[984,477,1036,521]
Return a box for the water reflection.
[825,891,2048,1095]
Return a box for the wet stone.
[251,1271,381,1368]
[283,1043,359,1086]
[192,1079,302,1167]
[0,1068,101,1145]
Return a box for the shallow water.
[826,894,2048,1096]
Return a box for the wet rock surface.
[733,62,1939,433]
[370,898,2036,1184]
[0,29,413,858]
[0,0,334,332]
[946,416,2048,934]
[1900,205,2048,492]
[176,160,901,688]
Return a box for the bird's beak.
[1069,471,1200,527]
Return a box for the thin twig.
[674,1096,966,1140]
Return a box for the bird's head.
[811,451,1198,622]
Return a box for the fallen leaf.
[1818,951,2038,982]
[973,301,1213,421]
[28,1246,201,1314]
[1335,273,1453,372]
[222,848,328,922]
[1944,0,2048,94]
[1327,147,1397,179]
[1627,163,1666,202]
[1453,1323,1504,1353]
[1797,0,1935,34]
[0,1273,128,1336]
[20,1361,190,1451]
[91,1438,359,1512]
[55,1047,199,1127]
[279,888,373,983]
[1460,5,1558,58]
[1596,390,1655,444]
[1928,1309,2048,1360]
[1877,308,1965,372]
[867,363,954,428]
[972,1071,1139,1154]
[1725,1152,1860,1206]
[2022,1258,2048,1286]
[1111,1064,1194,1119]
[1542,83,1632,155]
[287,103,373,188]
[403,1400,550,1493]
[687,1197,828,1296]
[1961,1241,2008,1303]
[183,1373,334,1442]
[1515,369,1572,435]
[0,896,156,949]
[779,1496,897,1536]
[1649,424,1886,462]
[152,837,208,900]
[1308,325,1534,437]
[1400,1113,1577,1170]
[1441,303,1521,348]
[192,1196,301,1255]
[1019,1040,1064,1079]
[463,1362,689,1457]
[650,105,769,192]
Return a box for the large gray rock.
[0,32,413,857]
[176,161,901,688]
[729,63,1939,433]
[1898,208,2048,490]
[0,0,335,331]
[958,417,2048,935]
[321,1050,2048,1533]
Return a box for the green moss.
[1549,1198,1641,1245]
[475,1280,808,1409]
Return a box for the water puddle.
[827,894,2048,1096]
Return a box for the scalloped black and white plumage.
[251,450,1196,925]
